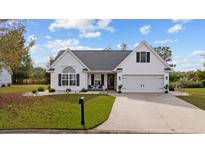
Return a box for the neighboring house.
[47,41,173,93]
[0,62,12,87]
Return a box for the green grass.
[0,94,115,129]
[0,84,48,94]
[177,88,205,111]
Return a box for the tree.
[0,20,34,68]
[104,45,112,50]
[0,20,35,83]
[119,43,128,50]
[12,50,33,83]
[47,56,55,68]
[45,56,56,84]
[32,67,47,80]
[154,46,176,67]
[194,70,205,81]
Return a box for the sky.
[25,19,205,71]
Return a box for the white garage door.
[122,75,164,93]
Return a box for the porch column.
[104,74,107,89]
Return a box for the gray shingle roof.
[54,50,131,70]
[72,50,131,70]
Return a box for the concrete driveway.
[93,93,205,133]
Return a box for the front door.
[107,74,115,90]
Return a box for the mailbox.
[79,97,84,104]
[79,97,85,125]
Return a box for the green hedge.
[201,80,205,87]
[169,82,176,91]
[170,81,203,89]
[37,86,45,92]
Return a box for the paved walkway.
[23,90,106,96]
[169,91,190,96]
[92,93,205,133]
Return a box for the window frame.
[69,73,77,86]
[62,73,69,86]
[136,51,150,63]
[61,73,77,86]
[140,51,147,63]
[94,74,101,86]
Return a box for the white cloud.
[79,31,101,38]
[173,55,203,71]
[44,39,80,50]
[139,25,151,35]
[45,35,51,39]
[173,50,205,71]
[154,39,177,44]
[168,24,183,33]
[33,59,47,68]
[49,19,91,31]
[191,50,205,57]
[168,20,192,34]
[69,46,103,50]
[28,35,37,41]
[172,19,192,24]
[96,19,115,32]
[117,43,121,49]
[29,45,42,53]
[44,38,102,52]
[133,42,140,47]
[48,19,114,38]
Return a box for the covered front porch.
[87,72,117,91]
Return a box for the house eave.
[46,68,55,72]
[87,70,117,73]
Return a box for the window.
[62,74,69,86]
[94,74,101,86]
[136,51,150,63]
[70,74,76,86]
[140,52,146,63]
[61,73,77,86]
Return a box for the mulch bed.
[0,94,33,106]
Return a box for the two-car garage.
[121,75,164,93]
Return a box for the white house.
[47,41,173,93]
[0,62,12,87]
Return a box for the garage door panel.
[122,75,164,93]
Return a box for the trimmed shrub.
[66,88,71,92]
[47,85,51,90]
[201,80,205,87]
[7,83,11,87]
[32,90,37,94]
[37,86,45,92]
[49,88,55,93]
[1,84,5,87]
[169,82,176,91]
[80,88,88,92]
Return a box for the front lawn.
[0,84,48,94]
[177,88,205,111]
[0,94,115,129]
